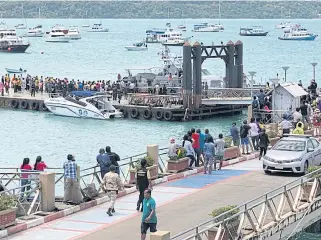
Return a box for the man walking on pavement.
[102,165,123,216]
[136,159,152,212]
[141,189,157,240]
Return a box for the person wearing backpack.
[240,120,251,155]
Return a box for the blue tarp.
[70,91,96,97]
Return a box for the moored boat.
[24,25,44,37]
[5,68,27,74]
[46,25,70,43]
[145,28,166,43]
[162,37,185,46]
[87,23,109,32]
[278,28,317,41]
[239,26,268,36]
[0,28,30,53]
[67,26,81,40]
[192,23,220,32]
[44,91,122,120]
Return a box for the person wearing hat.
[101,165,123,216]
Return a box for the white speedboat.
[87,23,109,32]
[67,26,81,40]
[46,26,70,42]
[125,42,148,51]
[24,25,44,37]
[44,91,122,120]
[278,28,317,41]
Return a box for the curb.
[0,152,259,238]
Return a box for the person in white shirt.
[167,138,179,159]
[214,134,225,170]
[249,118,260,151]
[279,116,292,134]
[292,107,302,127]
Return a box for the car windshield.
[273,140,306,152]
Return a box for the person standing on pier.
[230,123,240,147]
[191,128,201,167]
[183,134,196,169]
[105,146,120,175]
[30,80,36,97]
[0,80,4,96]
[102,165,123,216]
[203,136,215,173]
[141,189,157,240]
[136,159,152,212]
[63,154,83,205]
[240,120,251,155]
[214,134,225,170]
[197,129,206,157]
[249,118,260,151]
[97,148,111,180]
[258,129,269,160]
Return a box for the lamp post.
[270,77,280,122]
[311,62,317,81]
[248,71,256,99]
[282,66,289,82]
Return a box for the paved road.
[8,159,300,240]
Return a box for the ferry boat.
[162,36,185,46]
[67,26,81,40]
[87,23,109,32]
[24,25,44,37]
[192,23,220,32]
[44,91,122,120]
[125,42,148,51]
[278,28,317,41]
[0,28,30,53]
[158,28,185,43]
[46,26,70,43]
[145,28,166,43]
[239,26,268,36]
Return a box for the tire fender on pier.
[10,99,19,109]
[155,110,163,120]
[130,108,139,118]
[120,108,128,118]
[143,109,152,119]
[41,103,48,111]
[20,100,29,109]
[31,101,39,110]
[164,111,173,121]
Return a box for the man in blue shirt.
[141,189,157,240]
[96,148,111,179]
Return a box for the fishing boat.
[239,26,268,36]
[125,42,148,51]
[278,28,317,41]
[5,68,27,74]
[44,91,122,120]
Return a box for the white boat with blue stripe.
[44,91,122,120]
[278,28,317,41]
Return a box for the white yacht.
[0,27,30,52]
[24,25,44,37]
[162,36,185,46]
[87,23,109,32]
[67,26,81,40]
[192,23,220,32]
[275,22,291,29]
[44,91,122,120]
[157,28,185,43]
[46,26,70,42]
[125,42,148,51]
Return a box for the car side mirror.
[268,145,272,150]
[307,148,314,153]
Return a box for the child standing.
[215,134,225,170]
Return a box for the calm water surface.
[0,18,320,168]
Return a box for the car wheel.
[264,170,271,175]
[303,161,309,175]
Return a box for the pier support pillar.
[234,40,243,88]
[183,42,192,109]
[39,172,55,212]
[225,41,235,88]
[147,144,159,167]
[150,231,170,240]
[193,42,202,108]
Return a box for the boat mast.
[22,3,27,26]
[38,7,41,19]
[218,1,221,24]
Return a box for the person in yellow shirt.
[293,122,304,135]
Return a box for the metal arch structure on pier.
[182,40,244,109]
[171,169,321,240]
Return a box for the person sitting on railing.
[97,148,111,180]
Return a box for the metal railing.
[202,88,262,100]
[171,169,321,240]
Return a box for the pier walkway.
[6,159,300,240]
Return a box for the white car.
[262,135,321,175]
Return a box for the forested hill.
[1,1,321,19]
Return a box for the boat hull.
[68,34,81,40]
[87,29,109,32]
[46,36,70,42]
[240,32,268,36]
[24,33,44,37]
[5,68,26,74]
[125,47,148,51]
[162,42,185,46]
[0,44,30,53]
[278,35,317,41]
